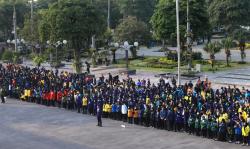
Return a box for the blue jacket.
[112,104,117,113]
[235,126,241,135]
[160,109,166,119]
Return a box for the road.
[115,45,250,62]
[0,99,247,149]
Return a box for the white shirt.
[121,104,127,114]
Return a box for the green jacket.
[188,117,195,127]
[200,119,207,130]
[195,118,200,129]
[210,121,218,132]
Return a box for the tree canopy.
[208,0,250,33]
[114,16,151,45]
[151,0,210,43]
[39,0,106,50]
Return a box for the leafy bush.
[12,52,21,64]
[192,52,203,60]
[33,56,45,67]
[246,43,250,49]
[1,50,13,61]
[158,57,175,64]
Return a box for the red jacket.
[49,91,56,100]
[57,91,63,101]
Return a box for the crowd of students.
[0,64,250,146]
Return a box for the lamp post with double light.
[46,40,67,68]
[114,41,139,70]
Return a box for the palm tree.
[233,29,247,63]
[222,37,233,66]
[239,40,246,63]
[203,42,222,70]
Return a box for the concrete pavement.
[0,99,248,149]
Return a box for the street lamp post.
[124,41,129,69]
[176,0,181,86]
[187,0,192,70]
[47,40,67,68]
[107,0,110,29]
[13,3,17,53]
[114,41,139,70]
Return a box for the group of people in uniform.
[0,63,250,146]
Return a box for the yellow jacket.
[20,94,25,100]
[82,97,88,106]
[242,111,248,121]
[128,109,133,118]
[106,104,112,113]
[133,110,139,118]
[103,104,107,112]
[146,97,150,105]
[242,125,250,137]
[27,89,31,97]
[24,89,28,97]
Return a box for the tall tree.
[92,0,122,29]
[39,0,106,73]
[221,37,233,67]
[0,0,29,41]
[233,29,249,63]
[151,0,210,47]
[208,0,250,34]
[118,0,157,24]
[114,16,150,58]
[21,12,40,43]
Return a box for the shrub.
[246,43,250,49]
[1,50,13,61]
[192,52,203,60]
[158,57,175,64]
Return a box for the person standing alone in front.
[97,99,103,127]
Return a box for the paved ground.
[0,99,248,149]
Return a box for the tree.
[21,12,40,43]
[118,0,157,24]
[208,0,250,34]
[203,42,222,70]
[92,0,122,29]
[32,55,45,67]
[39,0,106,73]
[233,29,249,63]
[1,50,13,61]
[151,0,210,45]
[0,0,29,41]
[221,37,233,66]
[114,16,150,58]
[115,16,150,43]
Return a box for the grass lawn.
[113,56,250,73]
[200,60,250,72]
